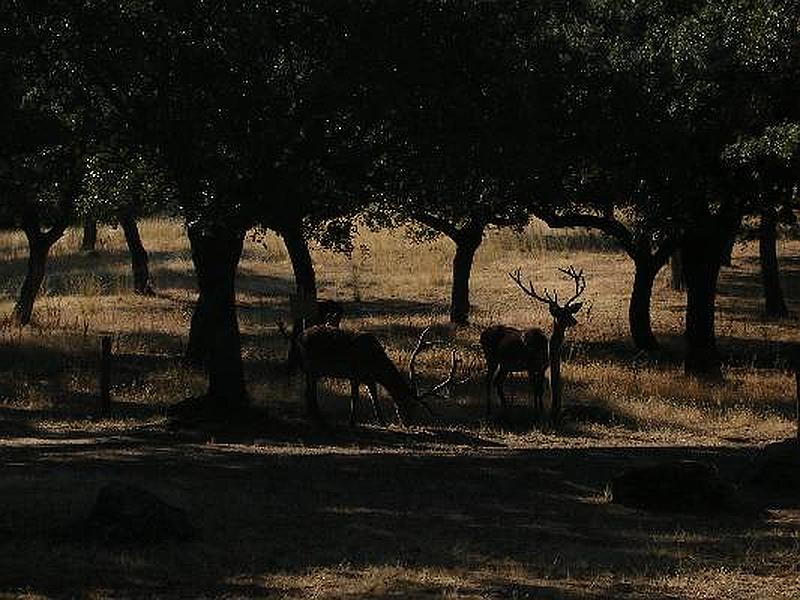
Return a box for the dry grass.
[0,217,798,598]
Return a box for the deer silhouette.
[279,324,462,426]
[481,266,586,422]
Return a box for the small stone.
[750,438,800,495]
[606,460,736,514]
[87,482,197,544]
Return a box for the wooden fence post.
[99,336,112,416]
[795,367,799,441]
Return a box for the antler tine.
[409,326,443,394]
[418,349,459,401]
[410,331,473,405]
[558,265,587,306]
[509,268,555,306]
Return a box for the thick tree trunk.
[670,251,685,291]
[759,206,788,318]
[187,224,248,408]
[681,225,724,378]
[13,236,51,326]
[629,257,659,351]
[449,230,482,325]
[280,222,317,330]
[81,219,98,253]
[720,232,735,268]
[120,214,153,295]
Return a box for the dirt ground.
[0,220,798,598]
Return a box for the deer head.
[277,319,304,378]
[509,265,586,330]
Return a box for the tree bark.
[720,231,735,267]
[279,221,317,330]
[629,257,659,351]
[120,214,153,295]
[681,225,724,378]
[449,229,483,325]
[759,206,789,318]
[81,219,98,253]
[670,251,685,291]
[14,206,70,326]
[186,224,248,408]
[13,236,51,326]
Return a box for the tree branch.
[410,211,461,240]
[534,209,636,257]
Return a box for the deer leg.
[305,374,321,421]
[349,379,359,427]
[485,362,498,416]
[532,370,545,418]
[494,368,509,412]
[367,382,386,426]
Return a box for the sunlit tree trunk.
[759,206,788,318]
[120,213,153,295]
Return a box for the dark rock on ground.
[606,460,738,514]
[748,438,800,503]
[86,482,197,544]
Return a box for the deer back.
[298,327,410,391]
[481,325,548,372]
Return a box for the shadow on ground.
[0,419,792,597]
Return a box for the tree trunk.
[13,236,51,326]
[120,214,153,295]
[629,257,659,351]
[759,206,789,318]
[81,219,98,253]
[720,231,735,267]
[187,224,248,408]
[670,251,685,291]
[449,230,482,325]
[681,226,724,378]
[280,222,317,330]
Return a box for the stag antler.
[408,327,470,407]
[508,268,556,307]
[510,266,586,310]
[557,265,586,307]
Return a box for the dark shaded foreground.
[0,420,797,598]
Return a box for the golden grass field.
[0,217,798,598]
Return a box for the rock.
[749,438,800,496]
[87,482,197,544]
[561,402,617,424]
[606,460,737,514]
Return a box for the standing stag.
[279,324,461,426]
[481,266,586,422]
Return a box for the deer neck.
[550,321,567,351]
[373,355,414,404]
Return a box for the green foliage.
[79,148,178,222]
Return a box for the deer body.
[295,325,414,425]
[481,325,549,415]
[483,266,586,422]
[314,299,344,327]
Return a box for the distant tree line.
[2,1,797,412]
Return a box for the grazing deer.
[279,298,344,378]
[279,324,460,426]
[481,266,586,421]
[314,299,344,327]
